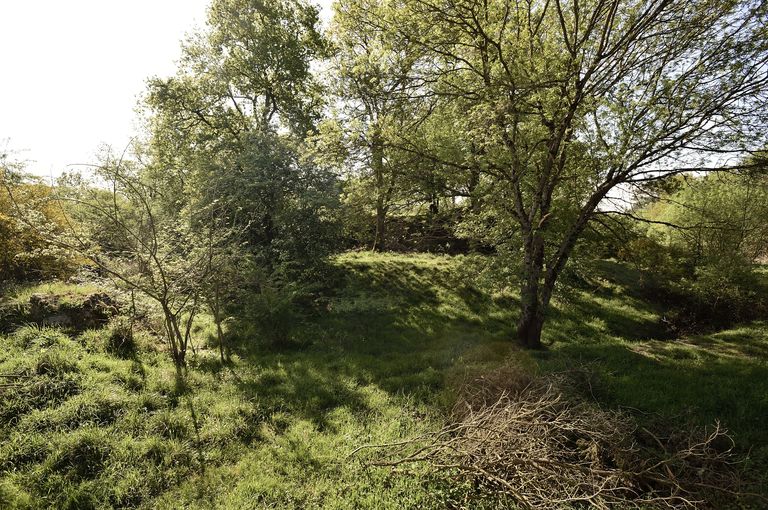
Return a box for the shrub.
[617,235,689,292]
[668,260,767,333]
[247,282,303,347]
[619,233,767,333]
[0,176,77,281]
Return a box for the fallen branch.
[351,367,765,509]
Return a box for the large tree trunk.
[517,233,546,348]
[517,274,548,349]
[515,208,593,348]
[517,297,544,349]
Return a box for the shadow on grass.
[536,327,768,447]
[198,254,521,432]
[229,359,375,432]
[198,254,766,461]
[216,308,515,431]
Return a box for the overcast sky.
[0,1,330,177]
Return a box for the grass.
[3,280,103,307]
[0,251,766,508]
[537,261,768,449]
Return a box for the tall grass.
[0,254,765,507]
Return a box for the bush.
[247,281,304,347]
[668,260,767,333]
[0,176,77,281]
[619,233,767,333]
[618,235,689,291]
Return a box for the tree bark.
[517,298,544,349]
[515,202,599,348]
[516,232,547,348]
[162,303,187,368]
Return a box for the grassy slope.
[0,252,766,509]
[540,260,768,448]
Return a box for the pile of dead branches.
[353,367,762,509]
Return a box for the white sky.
[0,0,331,177]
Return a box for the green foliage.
[0,159,76,281]
[144,0,342,293]
[649,172,768,263]
[246,281,303,347]
[1,255,767,507]
[215,131,341,273]
[35,349,80,377]
[0,259,517,508]
[620,172,768,331]
[4,0,768,501]
[192,0,328,134]
[319,0,460,251]
[347,0,768,346]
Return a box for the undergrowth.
[0,252,765,508]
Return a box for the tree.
[144,0,339,275]
[377,0,768,347]
[652,172,768,265]
[5,150,233,369]
[0,153,75,281]
[323,0,426,250]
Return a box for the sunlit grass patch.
[6,281,103,306]
[1,254,766,507]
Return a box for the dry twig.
[352,367,764,509]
